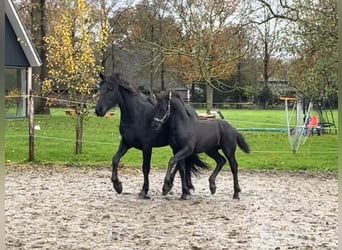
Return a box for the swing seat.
[307,115,321,136]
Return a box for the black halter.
[153,91,172,125]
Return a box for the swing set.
[280,97,336,153]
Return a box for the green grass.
[5,108,338,172]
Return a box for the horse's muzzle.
[95,107,106,117]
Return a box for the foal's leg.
[162,156,178,195]
[226,154,240,200]
[167,162,194,195]
[139,148,152,199]
[112,141,130,194]
[184,158,195,191]
[162,147,192,198]
[206,150,226,195]
[169,152,194,192]
[222,147,241,200]
[178,159,191,200]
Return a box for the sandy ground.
[5,165,338,250]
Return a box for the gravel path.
[5,165,338,250]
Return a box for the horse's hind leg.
[178,159,191,200]
[206,150,226,195]
[185,162,195,191]
[228,155,240,199]
[222,148,241,200]
[112,141,130,194]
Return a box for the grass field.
[5,108,338,172]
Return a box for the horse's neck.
[118,88,151,123]
[170,100,192,129]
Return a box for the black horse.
[152,91,251,200]
[95,73,208,199]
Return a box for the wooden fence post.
[28,89,34,161]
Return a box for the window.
[5,68,27,118]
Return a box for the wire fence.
[4,94,338,157]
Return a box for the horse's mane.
[111,73,158,106]
[157,91,182,101]
[170,92,187,112]
[111,73,140,96]
[157,91,195,118]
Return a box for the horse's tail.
[185,154,209,176]
[237,132,251,154]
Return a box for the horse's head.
[95,72,122,116]
[152,91,173,131]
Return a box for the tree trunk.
[160,60,165,91]
[75,113,84,154]
[263,39,269,88]
[206,84,213,114]
[31,0,49,114]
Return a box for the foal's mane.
[157,91,189,116]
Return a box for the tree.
[161,0,245,113]
[107,0,183,94]
[15,0,49,114]
[43,0,109,154]
[285,0,337,102]
[254,0,337,102]
[239,0,290,107]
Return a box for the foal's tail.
[237,132,251,154]
[185,154,210,176]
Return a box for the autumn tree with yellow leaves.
[43,0,109,154]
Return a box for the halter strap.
[153,91,172,124]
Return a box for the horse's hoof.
[162,182,173,195]
[113,180,123,194]
[209,184,216,195]
[162,187,169,196]
[162,185,171,195]
[188,185,195,192]
[233,193,240,200]
[138,192,150,199]
[180,193,190,200]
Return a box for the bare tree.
[240,0,289,107]
[251,0,337,101]
[160,0,245,112]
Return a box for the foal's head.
[151,91,172,131]
[152,91,187,131]
[95,72,138,116]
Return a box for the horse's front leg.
[162,156,177,195]
[162,146,192,197]
[139,148,152,199]
[165,160,190,198]
[112,141,130,194]
[168,146,191,192]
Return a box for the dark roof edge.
[6,0,42,67]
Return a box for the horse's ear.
[99,72,104,80]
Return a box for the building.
[266,78,296,97]
[5,0,41,118]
